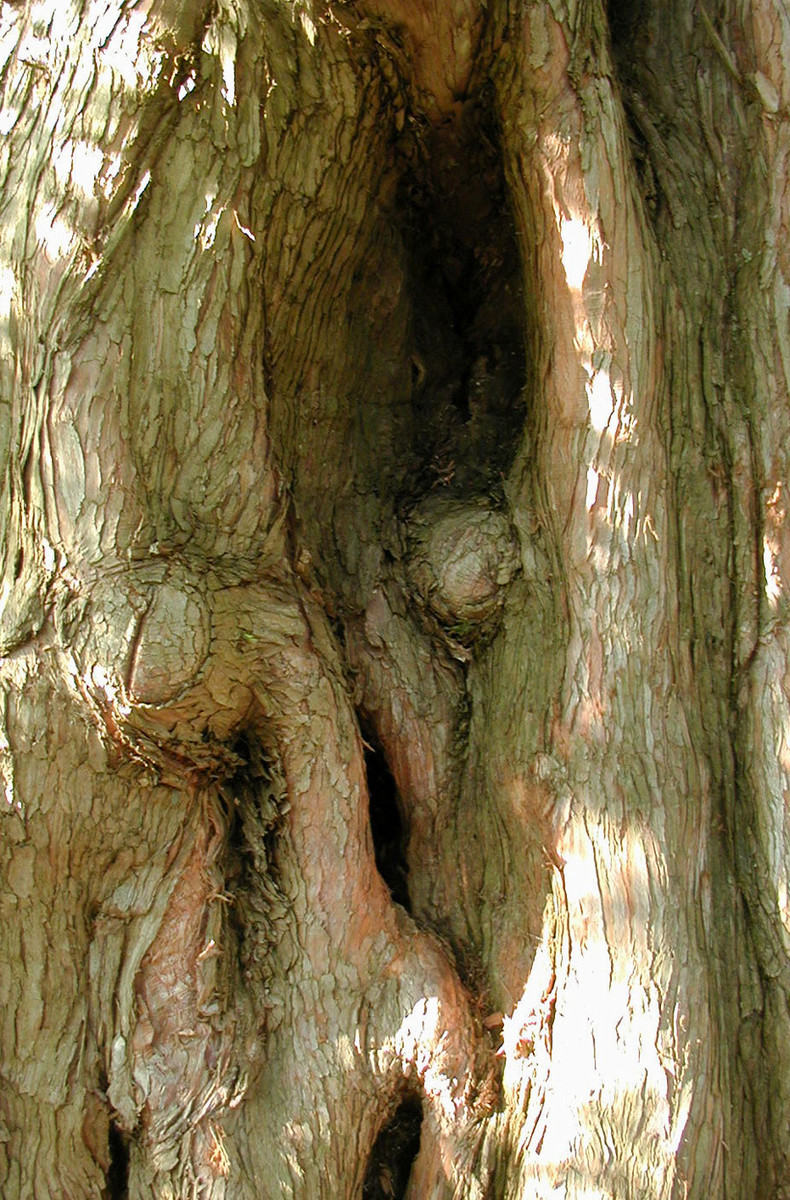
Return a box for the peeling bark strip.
[1,0,789,1197]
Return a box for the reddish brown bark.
[1,1,789,1197]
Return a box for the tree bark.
[1,1,788,1197]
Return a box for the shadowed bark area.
[362,1095,422,1200]
[1,1,789,1198]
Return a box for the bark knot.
[406,496,519,633]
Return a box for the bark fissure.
[362,1094,423,1200]
[391,87,528,501]
[106,1121,130,1200]
[363,733,412,914]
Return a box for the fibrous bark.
[0,1,788,1197]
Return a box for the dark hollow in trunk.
[106,1122,130,1200]
[362,1095,423,1200]
[393,88,528,503]
[364,736,412,913]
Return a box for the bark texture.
[0,1,788,1197]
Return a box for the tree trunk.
[1,1,788,1196]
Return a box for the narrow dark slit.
[362,1096,423,1200]
[106,1122,130,1200]
[363,734,412,913]
[224,731,289,990]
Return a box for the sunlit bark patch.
[128,816,244,1185]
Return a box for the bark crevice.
[393,89,528,504]
[105,1122,130,1200]
[363,730,413,913]
[362,1094,423,1200]
[224,732,291,1009]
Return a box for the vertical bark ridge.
[606,0,790,1191]
[475,2,746,1194]
[729,2,790,1187]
